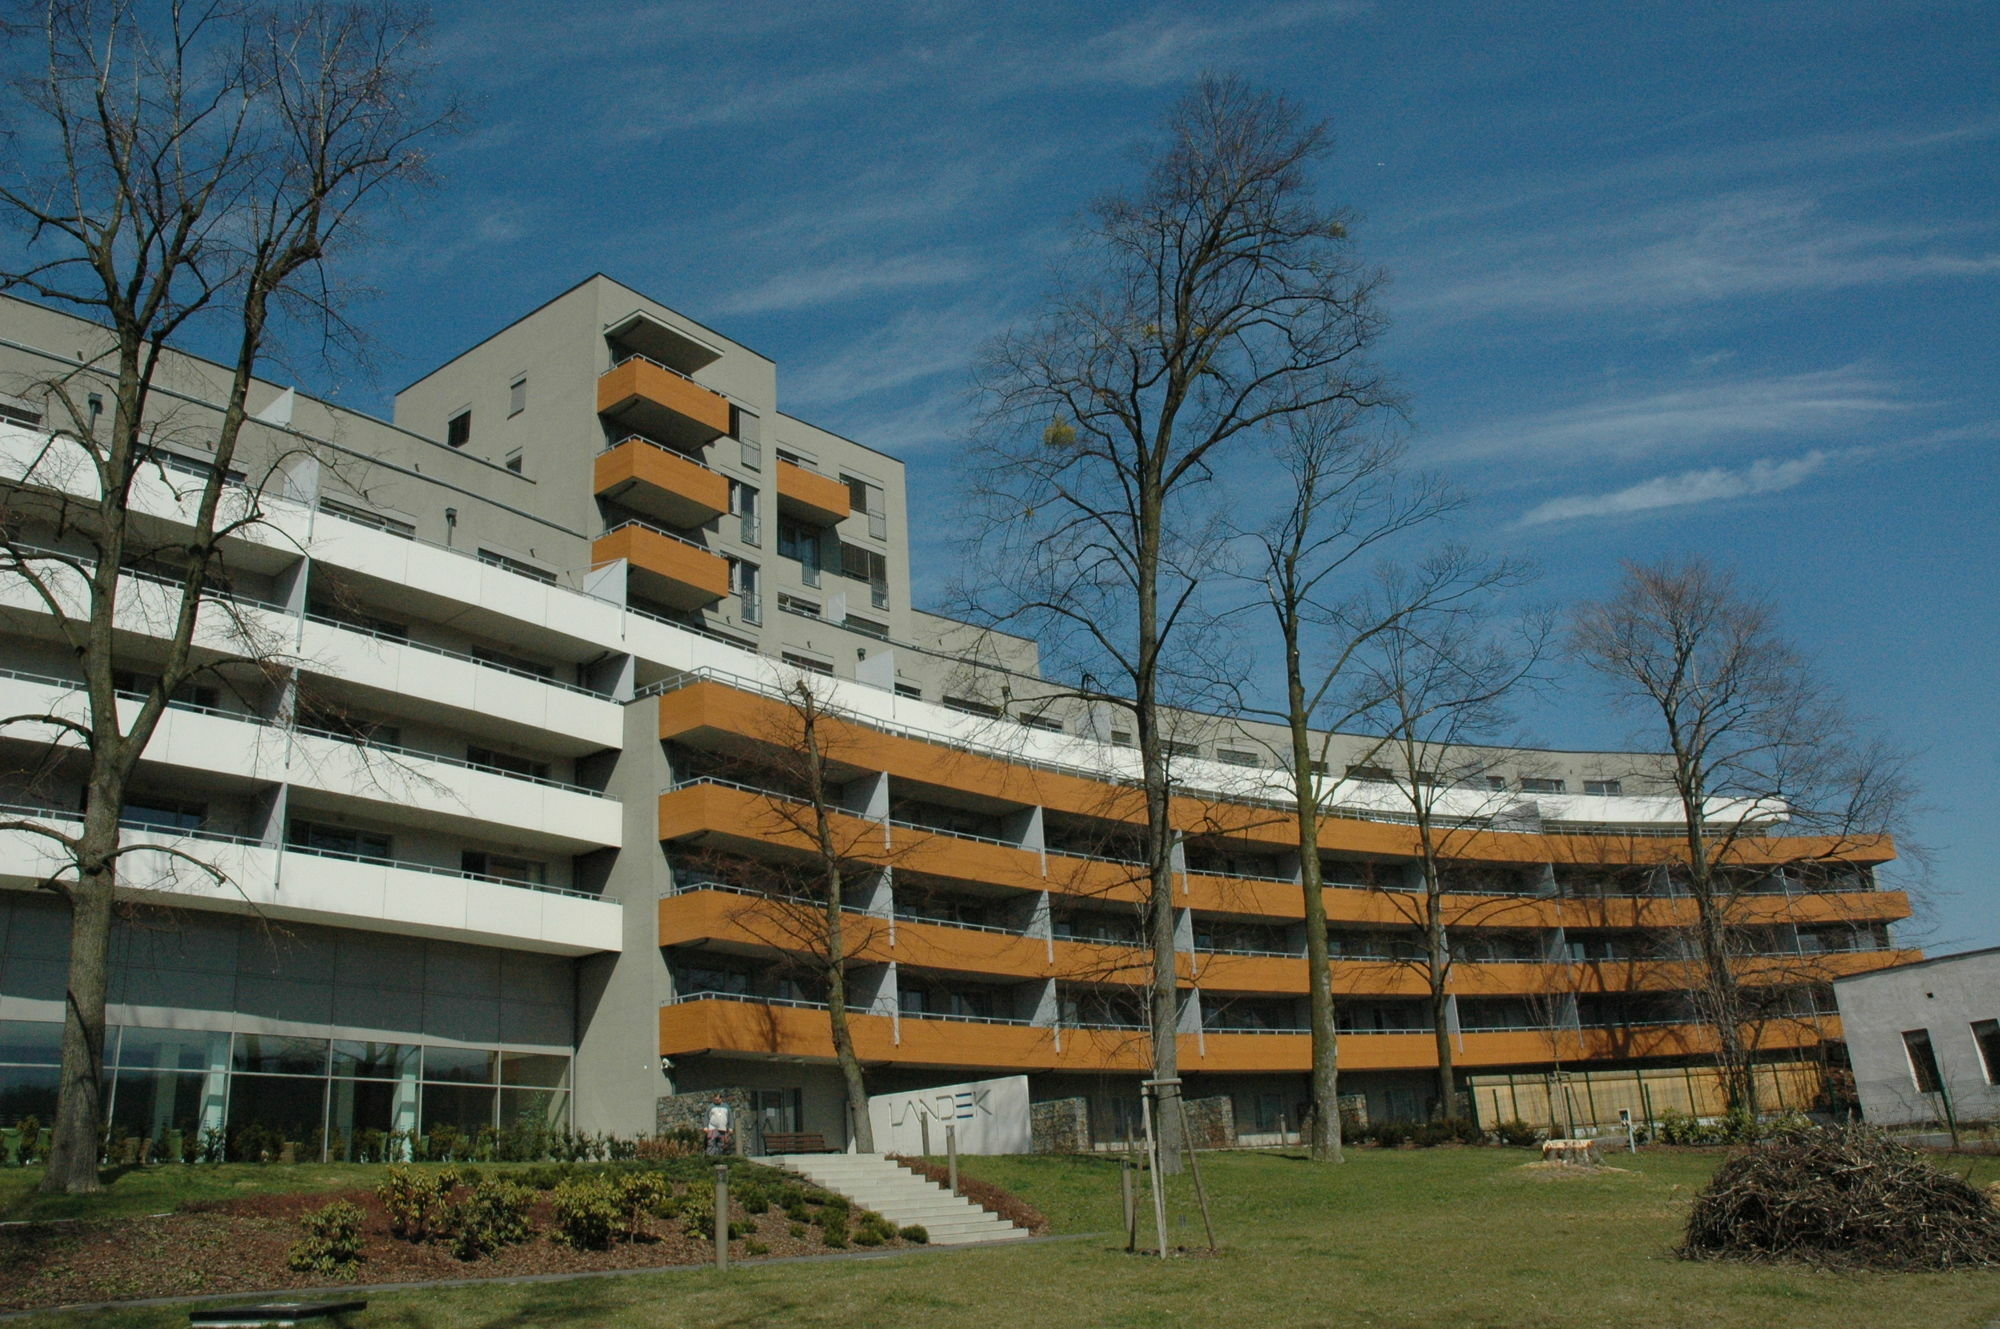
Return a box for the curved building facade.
[0,276,1911,1153]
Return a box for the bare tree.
[966,76,1387,1164]
[1342,557,1547,1118]
[1233,400,1450,1161]
[667,675,899,1153]
[0,0,454,1192]
[1569,557,1913,1114]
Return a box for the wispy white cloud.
[1404,187,2000,324]
[1433,365,1910,464]
[713,250,982,315]
[782,299,1002,408]
[1515,449,1835,527]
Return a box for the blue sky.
[322,1,1997,949]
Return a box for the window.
[842,474,887,540]
[1163,740,1199,759]
[1215,749,1260,768]
[1020,713,1064,733]
[1583,779,1622,797]
[1973,1019,2000,1085]
[729,480,760,545]
[1346,764,1392,783]
[1902,1029,1943,1094]
[740,436,761,471]
[844,615,889,639]
[781,651,831,676]
[287,819,392,861]
[894,682,922,700]
[0,393,42,427]
[446,410,471,448]
[508,376,526,416]
[776,447,804,467]
[839,541,890,608]
[1110,729,1135,747]
[778,519,821,586]
[476,549,555,584]
[778,593,820,618]
[504,450,523,475]
[943,695,1000,718]
[466,745,550,782]
[469,645,555,679]
[729,558,761,624]
[121,796,206,832]
[1521,777,1566,794]
[321,498,415,539]
[461,851,547,885]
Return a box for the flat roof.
[1832,944,1997,983]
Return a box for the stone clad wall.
[1030,1097,1090,1153]
[657,1087,753,1141]
[1184,1095,1236,1149]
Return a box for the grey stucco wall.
[1835,949,2000,1125]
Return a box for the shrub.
[1493,1119,1540,1147]
[852,1228,883,1246]
[821,1228,848,1249]
[734,1182,771,1214]
[1682,1125,2000,1270]
[379,1165,460,1242]
[447,1180,535,1260]
[1366,1121,1411,1148]
[814,1205,848,1243]
[789,1221,807,1238]
[551,1176,622,1249]
[1658,1109,1722,1146]
[1410,1118,1483,1148]
[677,1184,717,1239]
[899,1224,929,1244]
[742,1238,770,1256]
[287,1200,365,1277]
[636,1129,702,1160]
[775,1184,806,1210]
[616,1171,668,1239]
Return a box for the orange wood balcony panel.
[597,360,731,439]
[660,685,1897,886]
[594,440,730,525]
[661,998,1835,1074]
[658,683,1146,824]
[776,461,851,524]
[593,527,729,607]
[658,782,885,858]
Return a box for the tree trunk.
[1136,469,1183,1171]
[40,809,120,1193]
[1423,853,1456,1117]
[825,957,875,1153]
[1286,629,1342,1161]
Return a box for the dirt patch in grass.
[0,1183,916,1311]
[1515,1161,1633,1179]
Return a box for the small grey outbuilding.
[1832,947,2000,1126]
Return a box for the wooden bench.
[762,1132,829,1154]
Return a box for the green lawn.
[5,1148,1998,1329]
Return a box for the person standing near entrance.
[705,1094,733,1155]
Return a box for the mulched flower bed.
[0,1179,917,1311]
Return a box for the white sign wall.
[866,1074,1032,1155]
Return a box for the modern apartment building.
[0,275,1916,1154]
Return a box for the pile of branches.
[1681,1124,2000,1270]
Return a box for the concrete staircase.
[754,1153,1032,1247]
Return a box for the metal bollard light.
[946,1124,959,1196]
[714,1164,729,1271]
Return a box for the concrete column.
[1029,976,1059,1027]
[1530,863,1558,897]
[840,770,889,820]
[1173,906,1194,954]
[586,652,636,701]
[1179,986,1204,1034]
